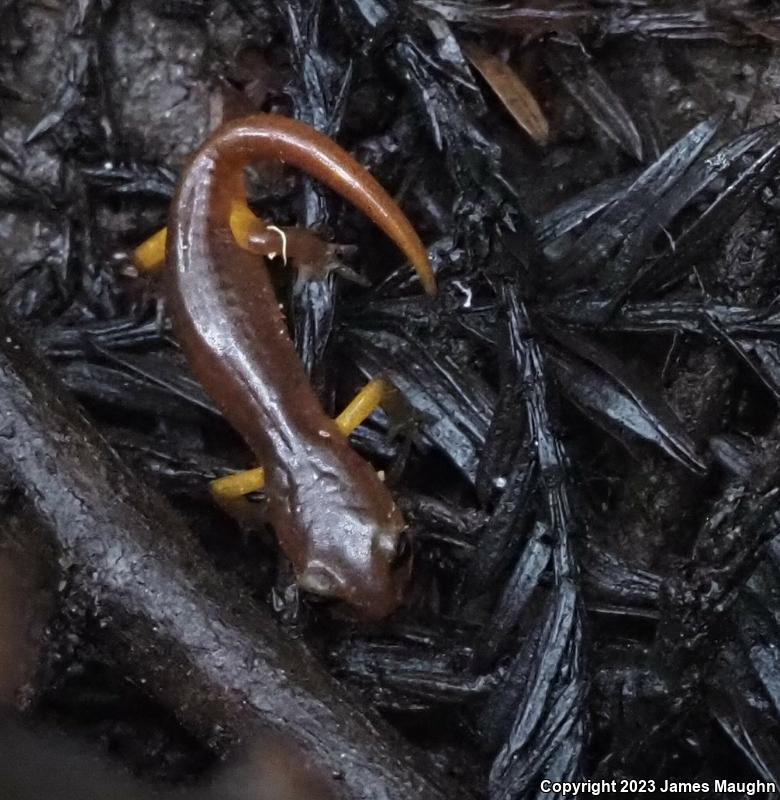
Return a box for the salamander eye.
[390,530,412,570]
[374,528,411,567]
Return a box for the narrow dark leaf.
[476,304,529,503]
[658,464,780,674]
[477,521,552,665]
[538,170,638,245]
[606,123,778,309]
[735,588,780,720]
[489,577,584,800]
[649,138,780,292]
[545,324,708,473]
[26,47,90,144]
[546,41,643,161]
[486,287,586,797]
[712,684,780,788]
[56,361,214,419]
[39,315,167,358]
[81,162,176,198]
[415,0,593,37]
[705,313,780,404]
[555,113,722,286]
[603,5,762,43]
[581,542,661,613]
[275,1,354,383]
[291,273,337,388]
[471,443,537,590]
[332,637,493,710]
[545,297,780,340]
[81,346,220,417]
[710,433,756,479]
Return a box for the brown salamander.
[166,114,434,618]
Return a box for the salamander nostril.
[299,564,341,597]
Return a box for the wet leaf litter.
[2,0,780,798]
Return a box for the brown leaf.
[464,43,549,146]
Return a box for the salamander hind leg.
[248,225,366,284]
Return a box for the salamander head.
[267,453,413,620]
[296,500,413,620]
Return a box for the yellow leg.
[333,377,387,435]
[131,201,435,292]
[210,466,267,500]
[209,378,389,500]
[132,210,396,501]
[133,227,168,273]
[132,201,262,272]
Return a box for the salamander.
[166,113,434,618]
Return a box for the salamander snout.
[292,508,413,620]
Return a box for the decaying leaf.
[464,42,549,145]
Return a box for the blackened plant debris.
[551,112,723,289]
[545,40,643,162]
[26,45,91,145]
[5,0,780,797]
[544,297,780,339]
[647,135,780,296]
[80,161,177,199]
[416,1,780,45]
[273,0,351,386]
[485,288,586,800]
[344,326,495,484]
[658,466,780,676]
[543,322,708,474]
[413,1,594,37]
